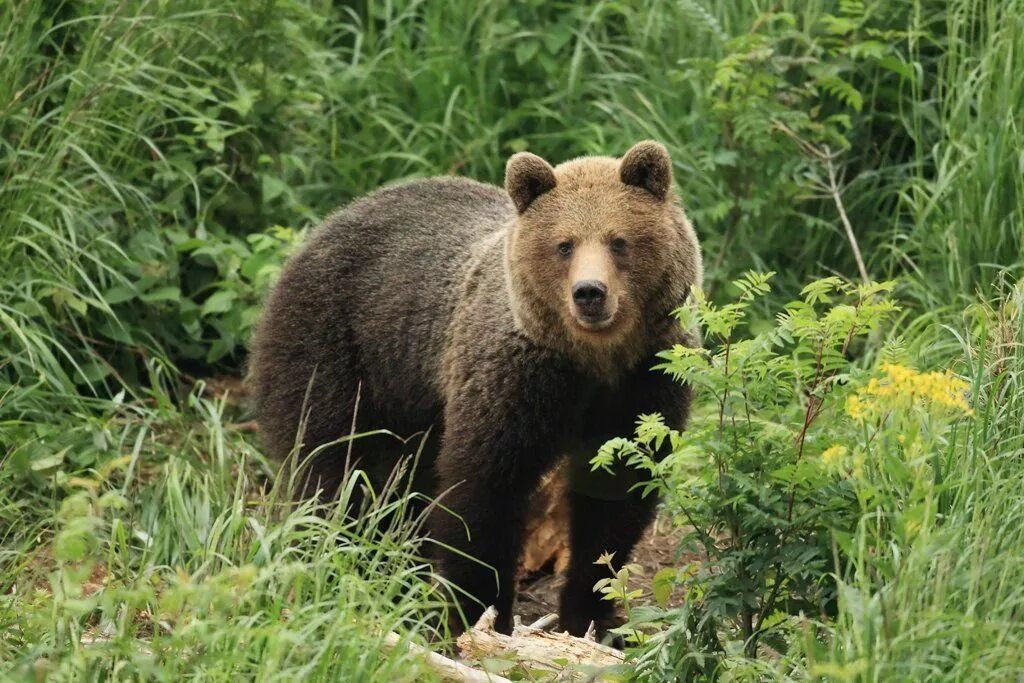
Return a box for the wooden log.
[456,607,625,679]
[382,631,512,683]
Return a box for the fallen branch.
[528,613,559,631]
[382,631,512,683]
[457,607,625,679]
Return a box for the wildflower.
[847,363,973,421]
[821,444,848,465]
[845,395,865,420]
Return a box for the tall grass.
[808,282,1024,680]
[2,0,1018,396]
[900,0,1024,308]
[1,383,447,679]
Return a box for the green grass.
[810,283,1024,680]
[1,384,448,680]
[1,0,1023,679]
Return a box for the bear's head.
[504,141,702,375]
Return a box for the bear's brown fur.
[248,141,702,636]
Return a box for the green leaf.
[817,74,864,112]
[140,286,181,304]
[262,175,288,202]
[31,447,69,472]
[202,124,226,153]
[241,252,275,280]
[79,359,113,384]
[201,290,237,316]
[543,24,573,53]
[103,284,137,305]
[652,567,676,608]
[514,39,539,65]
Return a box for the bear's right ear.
[505,152,557,214]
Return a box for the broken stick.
[382,631,512,683]
[457,607,625,678]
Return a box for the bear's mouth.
[573,309,616,331]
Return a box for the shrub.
[591,274,963,677]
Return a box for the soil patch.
[515,516,696,626]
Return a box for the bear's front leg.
[558,488,658,637]
[558,362,693,637]
[431,347,577,635]
[430,473,532,634]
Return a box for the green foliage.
[805,280,1024,680]
[685,2,910,270]
[0,383,446,680]
[594,274,999,680]
[2,0,1021,410]
[0,0,325,405]
[593,275,900,675]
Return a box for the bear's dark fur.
[248,141,703,636]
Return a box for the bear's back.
[249,177,514,459]
[329,177,514,414]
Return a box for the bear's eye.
[611,237,628,254]
[557,241,574,257]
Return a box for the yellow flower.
[848,363,973,420]
[821,444,848,466]
[846,395,865,420]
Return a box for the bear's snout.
[572,279,607,310]
[572,278,614,326]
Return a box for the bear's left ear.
[505,152,557,214]
[619,140,673,201]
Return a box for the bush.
[594,275,975,678]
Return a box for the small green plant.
[593,273,901,676]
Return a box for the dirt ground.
[515,516,691,626]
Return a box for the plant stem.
[823,147,870,285]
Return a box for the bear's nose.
[572,280,607,308]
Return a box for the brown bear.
[248,141,702,636]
